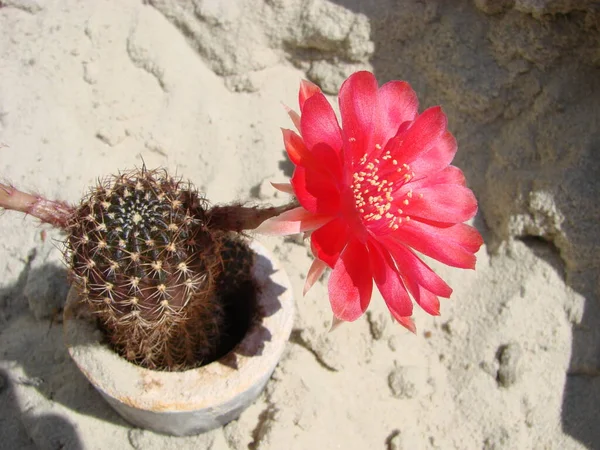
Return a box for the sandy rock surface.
[0,0,598,449]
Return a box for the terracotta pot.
[63,240,294,436]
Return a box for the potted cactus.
[0,167,296,435]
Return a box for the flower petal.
[299,79,322,111]
[270,182,295,194]
[408,165,466,190]
[394,315,416,333]
[310,217,350,268]
[381,238,453,298]
[373,80,419,148]
[453,223,485,253]
[414,286,441,316]
[284,128,344,183]
[282,128,312,167]
[409,131,457,177]
[292,165,340,214]
[391,221,483,269]
[388,106,447,165]
[368,240,413,317]
[254,206,333,236]
[284,104,301,132]
[384,243,443,317]
[396,184,478,223]
[328,239,373,321]
[329,315,345,332]
[300,93,343,154]
[303,258,328,295]
[338,71,378,161]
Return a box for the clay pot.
[63,240,294,436]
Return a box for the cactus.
[0,167,294,371]
[65,168,229,369]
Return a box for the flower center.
[351,146,415,232]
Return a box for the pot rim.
[63,239,294,413]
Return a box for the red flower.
[258,71,483,332]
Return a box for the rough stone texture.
[0,0,43,13]
[483,426,511,450]
[23,231,69,321]
[512,0,600,18]
[387,365,430,399]
[127,426,216,449]
[148,0,374,93]
[292,326,347,371]
[366,310,387,340]
[386,429,427,450]
[496,342,523,387]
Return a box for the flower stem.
[0,183,74,229]
[208,201,299,232]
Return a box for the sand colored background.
[0,0,599,449]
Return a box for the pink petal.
[300,93,343,154]
[453,223,485,253]
[368,240,413,317]
[299,79,322,111]
[313,142,345,180]
[338,71,378,161]
[396,184,478,223]
[310,217,350,268]
[283,104,301,132]
[409,131,458,177]
[384,243,442,317]
[380,238,453,298]
[414,286,441,316]
[283,128,344,181]
[387,106,447,165]
[282,128,311,167]
[372,80,419,148]
[329,315,345,332]
[391,221,483,269]
[303,258,328,295]
[270,182,295,194]
[328,239,373,322]
[292,165,341,214]
[394,315,417,333]
[254,206,333,236]
[408,165,466,190]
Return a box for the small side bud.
[0,182,74,228]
